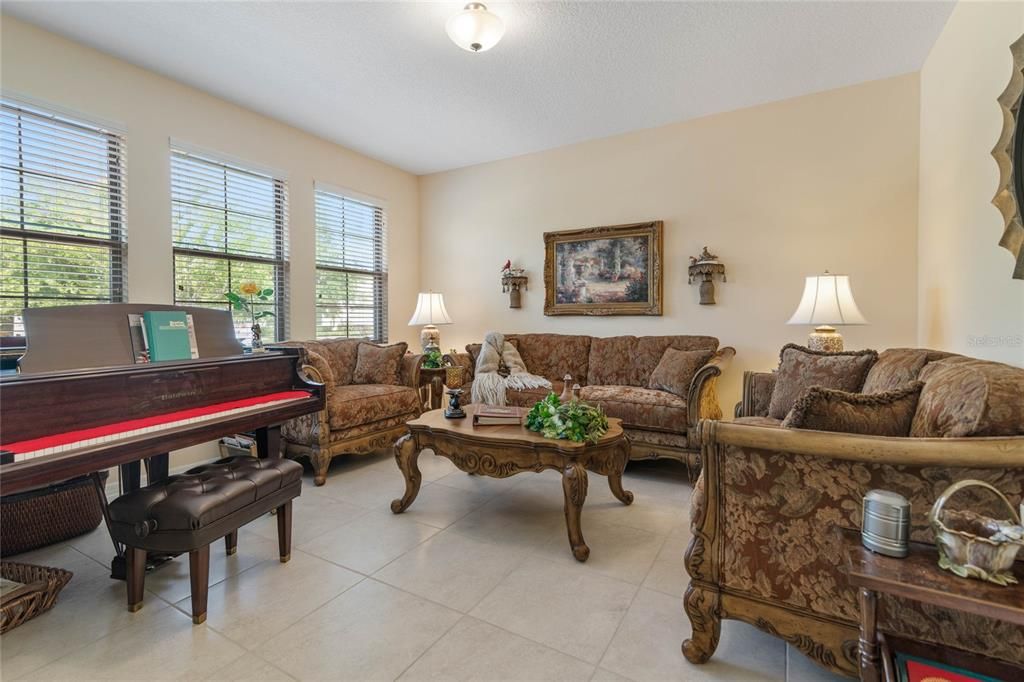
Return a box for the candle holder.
[444,365,466,419]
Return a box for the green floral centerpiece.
[421,349,444,369]
[525,393,609,443]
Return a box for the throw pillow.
[910,358,1024,437]
[648,348,715,399]
[766,343,878,419]
[781,382,923,437]
[352,342,408,385]
[861,348,959,394]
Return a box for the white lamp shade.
[408,292,453,326]
[787,274,867,326]
[446,3,505,52]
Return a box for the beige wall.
[1,16,420,469]
[419,75,922,413]
[918,1,1024,366]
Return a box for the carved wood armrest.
[686,346,735,428]
[401,353,423,388]
[298,362,332,447]
[737,370,776,418]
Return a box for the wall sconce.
[501,261,528,308]
[688,246,726,305]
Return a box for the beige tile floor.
[1,452,849,682]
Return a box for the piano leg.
[255,426,282,459]
[120,460,142,493]
[146,453,170,485]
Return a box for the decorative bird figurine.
[501,259,511,272]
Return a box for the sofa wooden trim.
[705,420,1024,466]
[683,419,1024,677]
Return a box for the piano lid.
[17,304,244,374]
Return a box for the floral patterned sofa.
[684,347,1024,677]
[448,333,735,473]
[273,338,422,485]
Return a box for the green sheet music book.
[142,311,192,362]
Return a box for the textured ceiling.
[3,1,954,175]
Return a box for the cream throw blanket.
[471,331,551,406]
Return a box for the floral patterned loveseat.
[273,338,422,485]
[448,333,735,473]
[684,348,1024,677]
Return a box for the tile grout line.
[389,610,467,681]
[589,568,645,680]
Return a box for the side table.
[418,367,447,410]
[838,527,1024,682]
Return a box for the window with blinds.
[0,100,126,336]
[171,148,288,344]
[314,187,387,341]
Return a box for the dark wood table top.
[839,527,1024,626]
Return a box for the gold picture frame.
[543,221,663,316]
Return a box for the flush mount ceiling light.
[446,3,505,53]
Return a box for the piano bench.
[107,455,302,624]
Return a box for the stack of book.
[128,311,199,363]
[472,405,525,426]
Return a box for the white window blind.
[0,100,126,336]
[314,188,387,341]
[171,148,288,343]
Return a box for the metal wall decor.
[688,246,726,305]
[993,33,1024,279]
[500,260,528,308]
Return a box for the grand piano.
[0,303,324,576]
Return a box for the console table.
[838,527,1024,682]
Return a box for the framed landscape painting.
[543,221,663,316]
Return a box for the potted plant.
[225,282,274,352]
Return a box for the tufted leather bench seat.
[108,455,302,624]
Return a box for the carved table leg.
[607,442,634,505]
[561,461,590,562]
[858,587,881,682]
[391,434,422,513]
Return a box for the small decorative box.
[862,489,911,558]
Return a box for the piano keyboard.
[0,390,312,462]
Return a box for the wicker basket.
[929,479,1024,586]
[0,561,73,633]
[1,473,107,556]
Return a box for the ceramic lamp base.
[419,325,441,354]
[807,326,844,353]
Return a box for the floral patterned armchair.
[273,338,422,485]
[684,349,1024,677]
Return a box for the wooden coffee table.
[391,406,632,561]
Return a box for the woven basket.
[1,473,107,556]
[1,561,73,633]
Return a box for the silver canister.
[862,489,911,558]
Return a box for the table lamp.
[786,272,867,352]
[408,291,452,353]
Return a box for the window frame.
[0,99,127,336]
[169,146,289,343]
[313,184,388,342]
